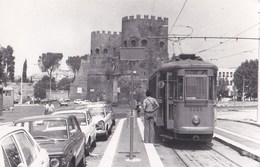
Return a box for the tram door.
[166,72,175,129]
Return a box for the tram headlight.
[192,115,200,125]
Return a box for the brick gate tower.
[121,15,169,77]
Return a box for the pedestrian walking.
[143,90,159,143]
[44,101,55,115]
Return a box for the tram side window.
[177,77,183,100]
[169,75,173,99]
[209,76,215,100]
[149,76,157,98]
[159,73,166,98]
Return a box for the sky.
[0,0,259,76]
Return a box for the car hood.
[92,115,104,124]
[37,139,69,154]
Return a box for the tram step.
[160,134,174,140]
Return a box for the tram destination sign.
[185,70,207,75]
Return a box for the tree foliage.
[0,48,3,84]
[66,55,88,77]
[216,78,229,99]
[0,45,15,82]
[38,52,63,77]
[57,77,71,90]
[34,76,56,99]
[22,59,28,82]
[118,76,142,102]
[233,59,258,99]
[38,52,63,92]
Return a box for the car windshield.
[27,120,68,140]
[89,107,105,116]
[56,113,86,124]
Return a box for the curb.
[217,118,260,127]
[214,134,260,162]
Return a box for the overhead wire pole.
[258,12,260,123]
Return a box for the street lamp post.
[120,47,145,160]
[256,12,260,123]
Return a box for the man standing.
[143,90,159,143]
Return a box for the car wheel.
[103,130,109,140]
[112,120,116,126]
[91,138,96,147]
[85,140,90,156]
[68,161,74,167]
[77,156,86,167]
[108,126,112,135]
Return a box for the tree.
[0,48,3,84]
[22,59,28,82]
[38,52,63,97]
[66,55,88,78]
[216,78,229,100]
[233,59,258,99]
[57,77,71,90]
[33,76,56,99]
[0,45,15,82]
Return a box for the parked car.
[79,100,92,105]
[40,98,49,104]
[14,115,86,167]
[59,99,69,106]
[83,103,114,140]
[73,99,83,104]
[52,109,96,155]
[0,126,49,167]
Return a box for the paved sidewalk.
[98,118,163,167]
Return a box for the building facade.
[70,15,169,102]
[217,68,236,96]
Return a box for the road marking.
[98,118,125,167]
[215,127,260,144]
[137,118,164,167]
[214,133,260,157]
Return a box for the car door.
[1,134,24,167]
[105,106,112,129]
[14,131,49,167]
[1,130,48,167]
[87,111,96,141]
[70,117,85,165]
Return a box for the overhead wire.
[169,0,188,34]
[151,0,157,15]
[196,22,260,54]
[205,47,258,61]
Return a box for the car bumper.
[96,130,107,136]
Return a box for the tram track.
[171,140,242,167]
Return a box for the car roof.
[14,115,72,123]
[0,126,26,139]
[53,110,88,114]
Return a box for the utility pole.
[242,76,245,111]
[258,12,260,123]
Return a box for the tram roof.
[155,55,218,73]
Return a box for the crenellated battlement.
[91,31,122,36]
[122,14,168,24]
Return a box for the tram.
[149,54,218,142]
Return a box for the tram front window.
[186,77,207,100]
